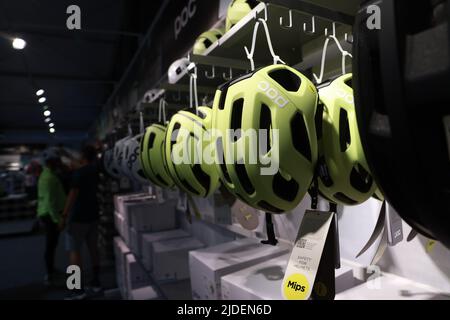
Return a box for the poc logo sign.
[174,0,197,40]
[335,88,354,104]
[257,81,289,108]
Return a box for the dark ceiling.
[0,0,163,146]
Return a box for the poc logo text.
[257,81,289,108]
[174,0,197,40]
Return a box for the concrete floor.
[0,219,117,300]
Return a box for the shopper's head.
[42,148,60,170]
[81,145,97,164]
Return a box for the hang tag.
[232,200,260,231]
[356,201,386,258]
[407,229,418,242]
[443,115,450,161]
[385,203,403,246]
[371,226,388,266]
[282,210,335,300]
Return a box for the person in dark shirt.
[60,145,100,300]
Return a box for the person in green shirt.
[37,148,67,285]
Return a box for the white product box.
[141,229,190,271]
[191,219,235,246]
[113,237,130,298]
[125,253,150,295]
[190,193,232,225]
[221,257,359,300]
[129,227,139,257]
[152,237,205,282]
[114,192,153,213]
[114,211,130,246]
[221,254,289,300]
[125,199,176,232]
[129,285,159,300]
[189,238,290,300]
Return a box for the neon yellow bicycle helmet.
[225,0,259,32]
[140,124,174,188]
[373,188,384,201]
[212,64,318,213]
[165,107,220,197]
[317,74,376,205]
[193,29,224,55]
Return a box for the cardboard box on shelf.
[129,285,159,300]
[141,229,190,271]
[114,211,130,246]
[125,199,177,233]
[152,237,205,282]
[189,238,290,300]
[113,237,130,299]
[221,255,355,300]
[114,192,153,213]
[125,253,150,296]
[221,254,289,300]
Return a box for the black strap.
[261,212,278,246]
[309,165,320,210]
[329,202,337,213]
[309,101,325,210]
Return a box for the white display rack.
[151,1,353,112]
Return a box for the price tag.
[386,203,403,246]
[282,210,335,300]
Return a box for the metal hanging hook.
[222,68,233,81]
[345,33,354,44]
[324,22,337,37]
[303,16,316,34]
[205,65,216,79]
[252,1,268,21]
[279,9,293,28]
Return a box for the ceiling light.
[49,128,55,133]
[42,105,49,110]
[43,110,51,117]
[49,123,54,128]
[12,38,26,50]
[36,89,44,96]
[38,97,46,103]
[45,117,51,123]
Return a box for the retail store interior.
[0,0,449,301]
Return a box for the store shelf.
[203,2,351,67]
[261,0,358,24]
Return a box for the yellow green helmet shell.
[140,124,174,188]
[225,0,259,32]
[317,74,376,205]
[165,107,220,197]
[373,188,384,201]
[193,28,224,55]
[212,64,318,213]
